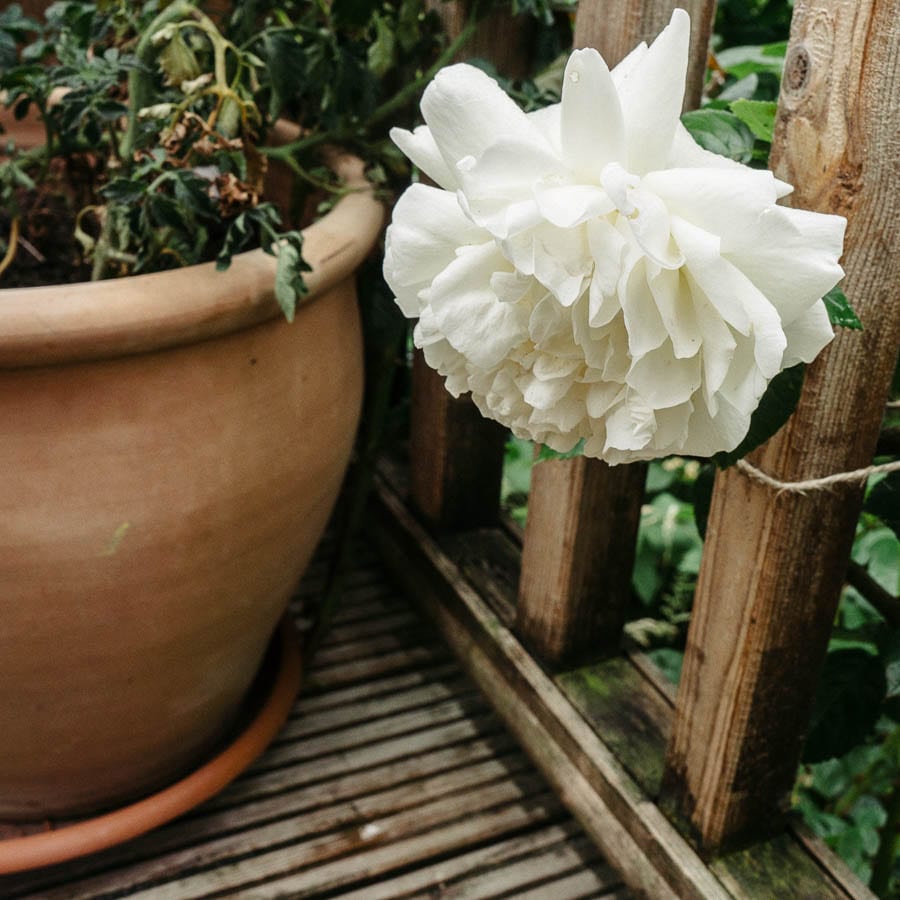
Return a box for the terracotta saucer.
[0,616,302,875]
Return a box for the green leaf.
[822,285,863,331]
[273,237,309,323]
[803,649,887,764]
[102,178,145,203]
[729,98,777,142]
[367,13,395,78]
[713,363,805,468]
[717,41,787,80]
[536,439,585,463]
[646,647,684,685]
[680,108,756,163]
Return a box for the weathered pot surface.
[0,128,383,819]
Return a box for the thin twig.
[260,9,481,162]
[0,217,20,279]
[846,559,900,628]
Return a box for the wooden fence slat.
[409,352,507,531]
[517,456,646,664]
[661,0,900,853]
[516,0,716,666]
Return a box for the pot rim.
[0,122,384,367]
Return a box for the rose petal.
[616,9,690,174]
[389,124,458,190]
[627,339,702,409]
[781,299,834,366]
[561,48,625,179]
[456,138,568,238]
[421,63,551,170]
[383,183,487,316]
[534,184,615,229]
[728,205,845,326]
[428,241,530,369]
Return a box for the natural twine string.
[736,457,900,496]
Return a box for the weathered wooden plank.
[517,456,647,664]
[255,693,491,770]
[408,351,507,533]
[558,657,673,796]
[317,608,419,648]
[441,529,521,627]
[791,821,881,900]
[374,480,875,898]
[2,736,524,897]
[48,768,549,900]
[202,714,509,812]
[712,833,858,900]
[174,741,525,857]
[289,662,466,719]
[373,478,727,899]
[119,781,561,899]
[306,642,453,691]
[175,795,565,900]
[292,660,462,716]
[308,625,438,669]
[662,0,900,853]
[332,820,594,900]
[415,834,616,899]
[516,0,716,667]
[511,870,631,900]
[278,676,475,744]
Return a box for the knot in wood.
[784,45,811,94]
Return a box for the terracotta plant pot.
[0,124,384,819]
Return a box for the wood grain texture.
[573,0,717,109]
[516,0,715,667]
[662,0,900,853]
[425,0,536,78]
[517,456,646,664]
[409,350,507,531]
[373,476,730,900]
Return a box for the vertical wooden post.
[409,351,507,530]
[661,0,900,853]
[515,0,717,666]
[517,454,647,664]
[408,3,535,531]
[426,0,535,78]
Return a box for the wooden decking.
[0,543,629,899]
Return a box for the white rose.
[383,10,846,464]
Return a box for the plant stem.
[0,217,20,279]
[846,560,900,628]
[260,8,480,162]
[119,0,197,161]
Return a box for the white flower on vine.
[383,9,846,464]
